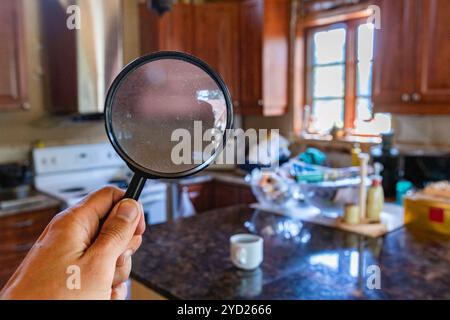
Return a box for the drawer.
[0,206,58,253]
[181,182,213,213]
[0,206,59,288]
[0,250,28,267]
[239,186,256,204]
[0,207,56,230]
[0,252,27,288]
[0,238,35,254]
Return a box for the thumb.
[89,199,143,261]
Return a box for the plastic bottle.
[351,143,361,166]
[367,163,384,222]
[370,131,400,198]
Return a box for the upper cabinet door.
[139,0,289,117]
[372,0,416,109]
[239,0,264,114]
[415,0,450,105]
[372,0,450,114]
[239,0,289,116]
[139,3,193,54]
[0,0,28,111]
[193,2,240,108]
[262,0,289,116]
[158,4,194,53]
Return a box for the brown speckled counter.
[0,194,61,218]
[131,205,450,300]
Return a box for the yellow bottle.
[367,163,384,222]
[351,143,361,166]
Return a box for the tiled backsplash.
[393,115,450,147]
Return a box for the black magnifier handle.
[124,173,147,200]
[97,173,146,234]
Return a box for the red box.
[429,208,445,223]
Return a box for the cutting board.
[250,202,406,238]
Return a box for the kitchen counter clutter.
[131,205,450,300]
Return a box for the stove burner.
[60,187,85,193]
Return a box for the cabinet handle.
[258,99,264,107]
[401,94,411,102]
[10,219,35,229]
[412,93,422,102]
[188,191,200,199]
[14,242,33,252]
[14,243,34,252]
[0,242,34,254]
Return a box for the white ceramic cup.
[230,234,264,270]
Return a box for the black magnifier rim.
[104,51,234,180]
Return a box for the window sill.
[293,133,380,152]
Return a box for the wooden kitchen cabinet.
[212,181,257,210]
[415,0,450,105]
[0,206,59,288]
[213,181,257,208]
[180,182,213,214]
[192,2,240,108]
[0,0,28,111]
[239,0,290,116]
[139,0,290,116]
[140,2,240,109]
[372,0,415,109]
[181,179,256,214]
[139,3,194,54]
[372,0,450,114]
[212,181,241,209]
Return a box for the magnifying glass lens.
[105,52,233,200]
[109,58,228,176]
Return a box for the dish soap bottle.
[351,143,361,166]
[370,131,400,198]
[367,163,384,222]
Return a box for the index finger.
[64,186,145,241]
[65,186,125,240]
[74,186,125,221]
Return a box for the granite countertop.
[131,205,450,300]
[0,193,61,218]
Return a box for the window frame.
[304,16,375,135]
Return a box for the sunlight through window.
[308,22,391,136]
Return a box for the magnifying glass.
[104,51,233,200]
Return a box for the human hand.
[0,186,145,300]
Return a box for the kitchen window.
[305,19,391,136]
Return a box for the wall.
[1,0,448,165]
[244,103,450,152]
[244,115,293,139]
[0,0,141,164]
[245,114,450,152]
[393,115,450,150]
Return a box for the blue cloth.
[298,148,327,166]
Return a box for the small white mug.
[230,234,263,270]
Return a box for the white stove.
[33,143,168,225]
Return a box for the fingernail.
[116,200,139,222]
